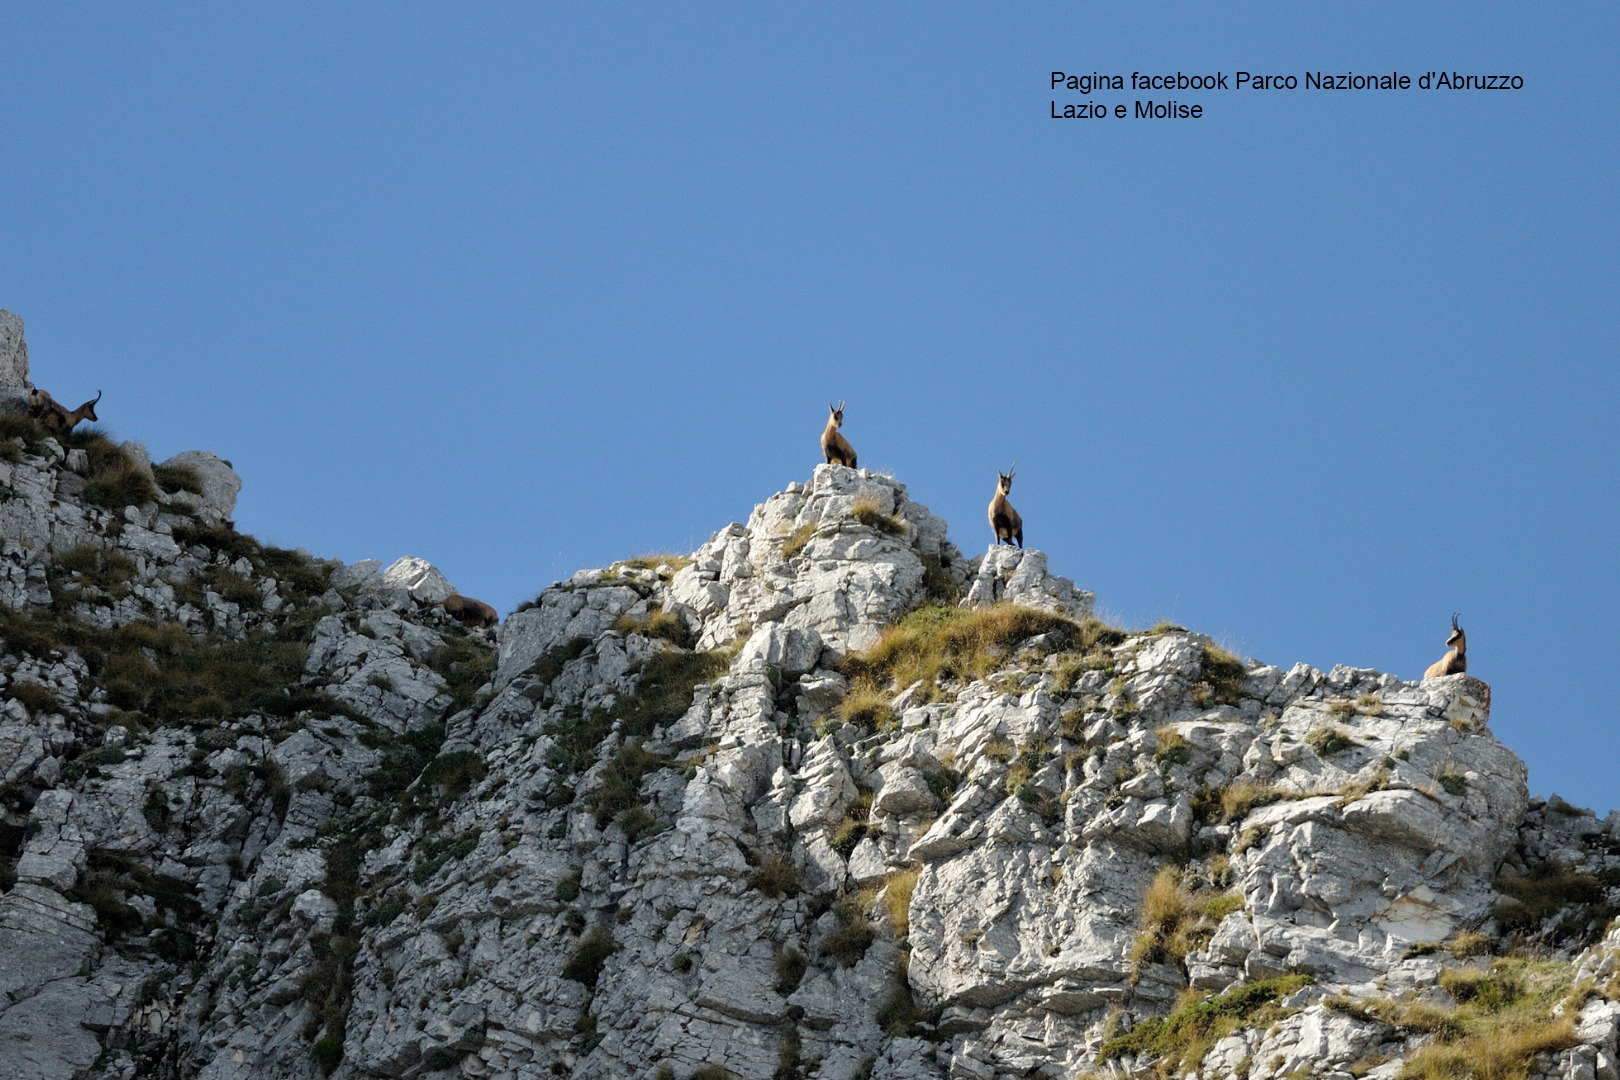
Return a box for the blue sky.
[3,5,1616,810]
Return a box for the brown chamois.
[1422,613,1467,679]
[28,387,101,436]
[820,401,857,468]
[441,594,498,629]
[988,464,1023,549]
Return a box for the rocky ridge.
[3,316,1620,1080]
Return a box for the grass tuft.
[1194,645,1248,707]
[1306,726,1359,757]
[78,434,158,511]
[1332,954,1582,1080]
[821,896,877,967]
[747,852,801,899]
[1128,866,1243,982]
[779,523,816,560]
[1494,862,1611,943]
[883,868,920,939]
[1099,975,1311,1072]
[561,927,616,989]
[152,461,204,495]
[840,603,1086,721]
[850,496,906,536]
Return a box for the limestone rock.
[0,444,1610,1080]
[378,554,455,604]
[158,450,242,521]
[0,309,28,413]
[963,546,1095,619]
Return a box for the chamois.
[988,465,1023,549]
[1422,614,1467,679]
[442,594,499,629]
[27,388,101,436]
[821,402,857,468]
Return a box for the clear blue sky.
[4,5,1616,811]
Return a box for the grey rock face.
[0,448,1612,1080]
[378,554,455,604]
[963,545,1095,619]
[158,450,242,521]
[0,310,29,414]
[667,464,967,656]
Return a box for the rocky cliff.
[3,322,1620,1080]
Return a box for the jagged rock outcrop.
[3,402,1620,1080]
[0,310,29,413]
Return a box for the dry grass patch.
[1336,766,1393,807]
[850,496,906,537]
[841,603,1083,709]
[615,553,693,577]
[779,523,816,560]
[883,868,920,939]
[1334,955,1581,1080]
[1220,782,1288,822]
[1153,726,1191,770]
[612,606,694,648]
[838,604,1085,730]
[1050,617,1130,691]
[1193,645,1248,707]
[76,431,158,511]
[10,680,61,717]
[1128,866,1243,982]
[1493,862,1611,943]
[1306,725,1359,757]
[152,461,204,496]
[1100,975,1310,1074]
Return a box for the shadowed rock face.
[0,424,1616,1080]
[0,310,29,415]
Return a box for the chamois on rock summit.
[821,402,857,468]
[441,594,499,629]
[28,387,100,436]
[1423,613,1467,679]
[988,465,1023,549]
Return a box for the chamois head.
[74,389,102,426]
[827,401,845,429]
[996,463,1015,496]
[1446,613,1465,650]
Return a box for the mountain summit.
[1,318,1617,1079]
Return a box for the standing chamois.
[27,388,101,436]
[1422,614,1467,679]
[821,402,857,468]
[988,465,1023,549]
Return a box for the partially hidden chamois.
[1422,614,1466,679]
[988,465,1023,549]
[442,594,499,629]
[821,402,857,468]
[27,387,101,436]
